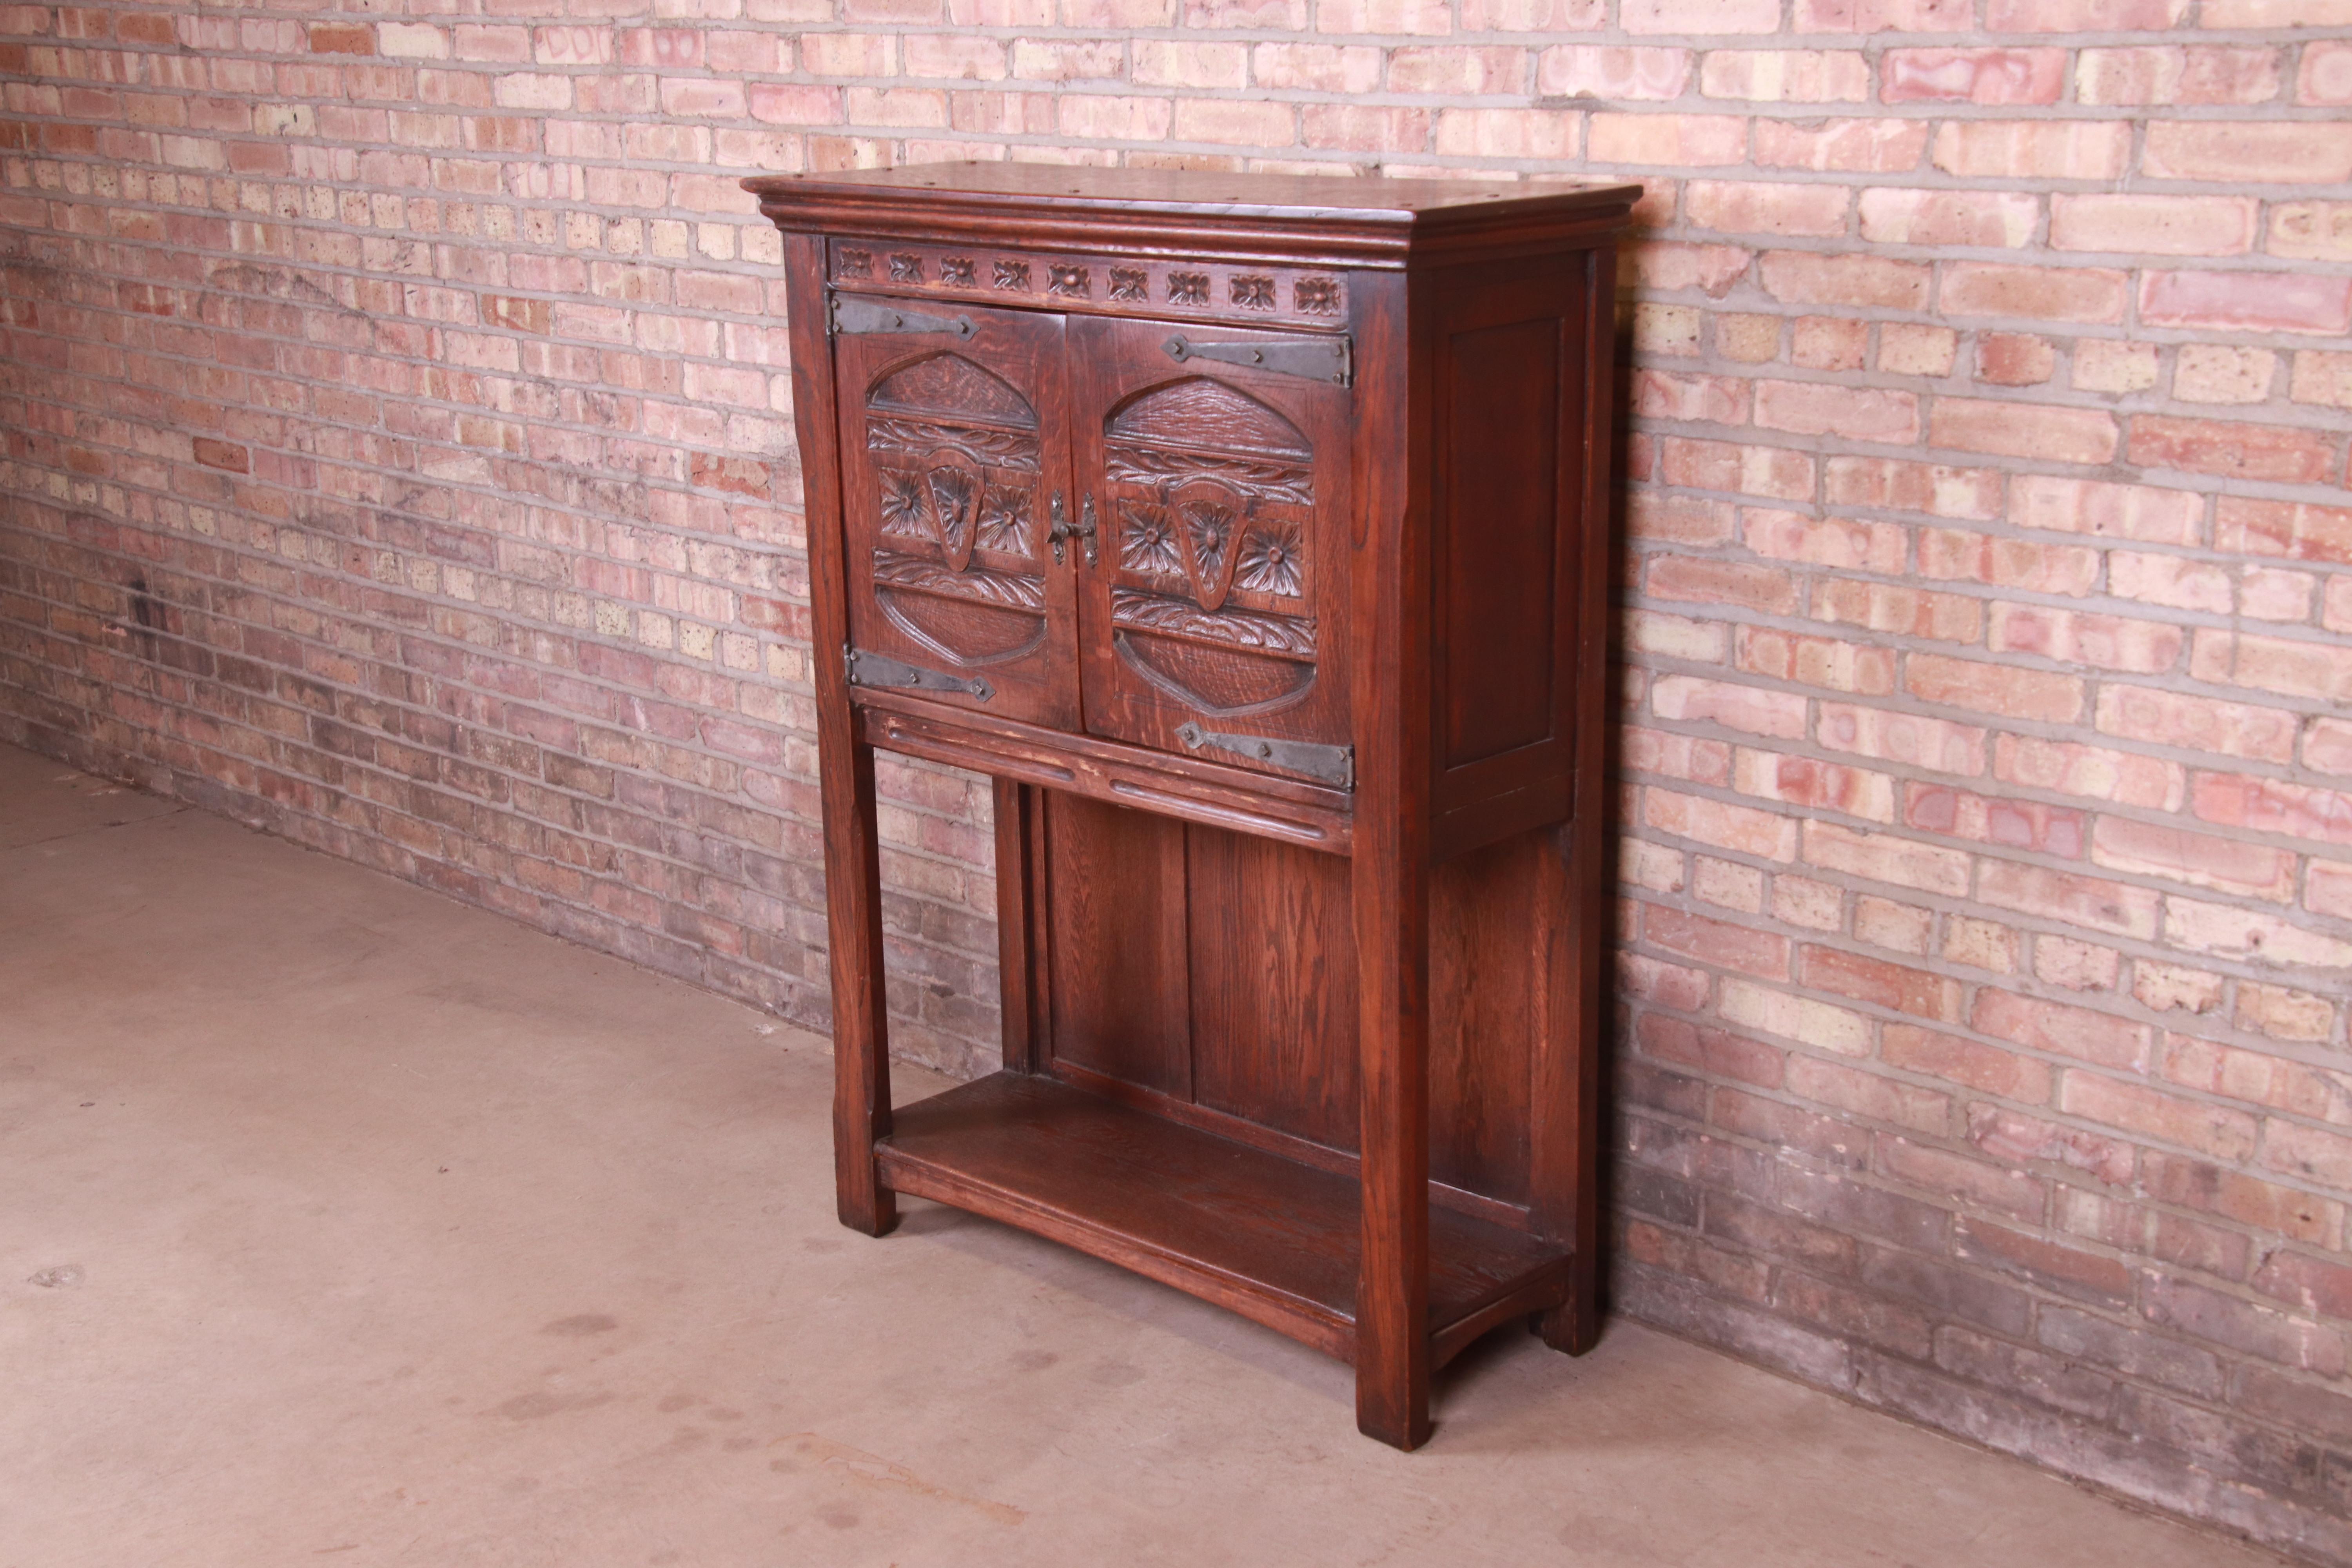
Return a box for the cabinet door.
[1067,316,1353,786]
[833,301,1077,729]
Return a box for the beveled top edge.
[741,160,1643,228]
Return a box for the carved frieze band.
[831,241,1345,327]
[874,548,1046,612]
[1103,443,1313,507]
[869,416,1041,472]
[1110,588,1317,659]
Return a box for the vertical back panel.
[1042,791,1192,1098]
[1187,824,1361,1153]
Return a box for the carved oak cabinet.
[746,163,1637,1449]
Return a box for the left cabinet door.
[833,299,1079,730]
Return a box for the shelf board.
[876,1071,1570,1363]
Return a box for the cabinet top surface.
[744,162,1640,262]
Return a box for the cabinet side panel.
[1426,250,1595,855]
[1437,317,1561,767]
[1187,824,1361,1153]
[1042,791,1193,1098]
[1428,832,1537,1210]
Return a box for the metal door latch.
[831,296,976,339]
[846,646,993,701]
[1164,333,1351,387]
[1176,723,1354,789]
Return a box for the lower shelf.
[875,1071,1571,1365]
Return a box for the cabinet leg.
[1354,831,1430,1451]
[1535,1251,1601,1355]
[824,735,897,1238]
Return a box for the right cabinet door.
[1067,316,1354,788]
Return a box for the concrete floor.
[0,740,2289,1568]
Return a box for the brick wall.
[4,0,2350,1556]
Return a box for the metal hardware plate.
[846,646,994,702]
[1176,722,1354,789]
[1164,333,1352,387]
[832,296,976,339]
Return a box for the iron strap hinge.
[1164,332,1351,387]
[830,295,977,339]
[845,645,994,702]
[1176,723,1354,790]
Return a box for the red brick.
[2093,685,2297,764]
[2143,119,2352,184]
[2076,45,2283,107]
[1857,188,2036,249]
[1904,783,2085,857]
[1683,181,1849,239]
[1647,787,1803,860]
[2143,1153,2340,1248]
[1984,0,2187,25]
[2048,195,2258,257]
[1882,48,2065,105]
[1993,735,2183,812]
[1941,263,2130,325]
[2192,772,2352,849]
[1825,458,2001,523]
[2303,39,2352,105]
[1657,438,1816,500]
[192,438,249,472]
[1973,991,2151,1073]
[1645,555,1798,616]
[1928,400,2118,465]
[1735,625,1896,694]
[2215,497,2352,568]
[1907,653,2082,723]
[1758,250,1930,310]
[2128,416,2337,485]
[1586,113,1746,166]
[309,24,375,54]
[1974,333,2054,386]
[1977,860,2161,940]
[1932,120,2130,180]
[1753,117,1928,172]
[1738,751,1897,824]
[1885,1025,2052,1102]
[1753,381,1918,443]
[1697,49,1871,102]
[2091,815,2297,901]
[1803,820,1970,896]
[2061,1073,2257,1161]
[2140,269,2352,336]
[1646,905,1791,980]
[1818,702,1985,777]
[1988,605,2180,676]
[1800,945,1961,1021]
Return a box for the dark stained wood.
[1428,835,1541,1211]
[876,1071,1569,1364]
[760,163,1629,1451]
[1426,250,1593,860]
[1070,314,1354,788]
[857,688,1354,853]
[1187,825,1359,1151]
[782,229,896,1238]
[833,301,1078,730]
[1040,791,1192,1100]
[746,161,1643,269]
[1536,243,1623,1356]
[992,777,1043,1074]
[1348,265,1432,1450]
